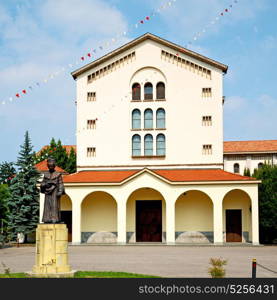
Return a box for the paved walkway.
[0,245,277,277]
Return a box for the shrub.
[208,257,227,278]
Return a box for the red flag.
[81,57,85,61]
[22,90,26,94]
[87,53,91,57]
[140,20,144,24]
[16,93,20,97]
[146,16,150,20]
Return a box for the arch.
[132,109,141,129]
[156,82,165,99]
[222,189,252,243]
[129,66,167,86]
[81,191,117,243]
[156,108,165,129]
[132,82,141,100]
[132,134,141,156]
[144,109,153,129]
[175,190,214,243]
[156,134,166,156]
[258,162,264,169]
[233,163,240,173]
[126,187,166,243]
[144,134,153,156]
[144,82,153,100]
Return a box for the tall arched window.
[156,108,165,129]
[144,109,153,129]
[132,83,141,100]
[144,82,153,100]
[132,135,141,156]
[234,163,240,173]
[156,134,166,156]
[144,134,153,156]
[132,109,141,129]
[258,163,264,169]
[156,82,165,99]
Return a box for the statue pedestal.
[30,224,75,278]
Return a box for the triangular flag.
[16,93,20,97]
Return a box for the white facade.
[74,34,226,170]
[39,33,261,245]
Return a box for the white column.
[213,197,223,244]
[117,201,126,244]
[166,201,175,245]
[72,201,81,244]
[251,187,259,245]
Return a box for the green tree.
[243,168,251,177]
[0,184,10,246]
[36,138,76,173]
[253,164,277,244]
[66,147,77,173]
[7,131,40,241]
[0,162,16,185]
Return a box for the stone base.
[27,270,76,278]
[32,224,73,275]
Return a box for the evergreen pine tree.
[55,139,68,170]
[7,131,40,241]
[0,184,10,245]
[0,162,16,185]
[66,147,77,173]
[243,168,251,177]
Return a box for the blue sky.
[0,0,276,163]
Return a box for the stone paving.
[0,245,276,278]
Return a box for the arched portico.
[175,190,213,243]
[81,191,117,243]
[223,189,252,243]
[126,187,166,243]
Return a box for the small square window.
[202,144,212,155]
[87,92,96,102]
[87,119,96,129]
[202,88,212,98]
[202,116,212,126]
[87,147,96,157]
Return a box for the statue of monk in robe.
[40,158,65,223]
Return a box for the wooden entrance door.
[136,200,162,242]
[226,210,242,242]
[60,211,72,242]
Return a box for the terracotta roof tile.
[63,170,140,183]
[224,140,277,153]
[35,160,67,173]
[63,169,255,183]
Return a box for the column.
[117,201,126,244]
[72,201,81,244]
[251,188,259,245]
[166,201,175,245]
[213,196,223,244]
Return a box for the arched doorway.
[81,191,117,243]
[60,194,72,242]
[126,188,166,243]
[223,189,252,243]
[175,190,213,243]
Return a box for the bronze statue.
[40,158,65,223]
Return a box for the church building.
[39,33,260,245]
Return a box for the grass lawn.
[0,271,161,278]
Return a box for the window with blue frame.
[144,82,153,100]
[132,109,141,129]
[156,108,165,129]
[144,109,153,129]
[156,134,166,155]
[132,135,141,156]
[144,134,153,156]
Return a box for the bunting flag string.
[1,0,177,106]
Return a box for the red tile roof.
[63,169,255,183]
[35,160,67,173]
[63,170,139,183]
[224,140,277,153]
